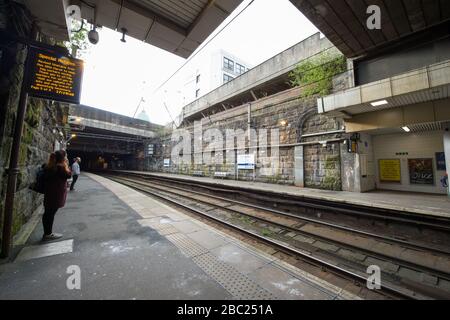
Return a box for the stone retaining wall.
[0,2,69,240]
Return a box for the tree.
[65,19,91,59]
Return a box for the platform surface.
[0,173,358,300]
[120,171,450,218]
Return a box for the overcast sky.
[80,0,318,125]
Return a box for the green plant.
[289,52,347,98]
[65,20,91,58]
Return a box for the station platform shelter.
[0,173,363,300]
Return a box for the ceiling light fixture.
[371,100,388,107]
[402,126,411,132]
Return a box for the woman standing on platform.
[42,150,72,241]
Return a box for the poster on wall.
[436,152,446,171]
[379,159,401,183]
[408,158,434,185]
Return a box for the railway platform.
[0,173,360,300]
[121,171,450,218]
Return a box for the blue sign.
[436,152,446,171]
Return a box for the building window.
[223,57,234,72]
[236,63,246,74]
[223,73,234,83]
[196,74,200,84]
[195,89,200,98]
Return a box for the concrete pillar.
[294,146,304,187]
[444,131,450,198]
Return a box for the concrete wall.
[340,133,375,193]
[356,37,450,85]
[182,33,337,120]
[373,131,446,194]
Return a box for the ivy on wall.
[289,52,347,98]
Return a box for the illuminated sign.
[379,159,401,183]
[26,46,84,104]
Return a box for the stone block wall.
[0,2,69,241]
[146,85,345,189]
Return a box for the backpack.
[30,166,46,194]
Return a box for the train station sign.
[25,46,84,104]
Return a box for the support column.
[444,131,450,198]
[294,146,304,187]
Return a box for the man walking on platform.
[70,157,81,191]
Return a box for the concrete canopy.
[19,0,242,58]
[21,0,72,41]
[70,0,243,58]
[289,0,450,58]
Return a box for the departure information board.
[26,46,84,104]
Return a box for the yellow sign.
[379,159,401,182]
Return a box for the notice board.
[25,46,84,104]
[408,158,434,185]
[237,154,255,170]
[164,159,170,167]
[379,159,401,183]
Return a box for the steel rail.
[116,171,450,232]
[107,174,450,283]
[114,171,450,255]
[105,175,431,300]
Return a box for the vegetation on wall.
[289,52,347,98]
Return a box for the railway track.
[102,172,450,300]
[116,172,450,253]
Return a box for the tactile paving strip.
[193,253,276,300]
[166,233,209,258]
[144,222,179,235]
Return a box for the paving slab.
[186,230,230,250]
[210,244,270,275]
[15,239,74,262]
[171,220,204,234]
[247,265,333,300]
